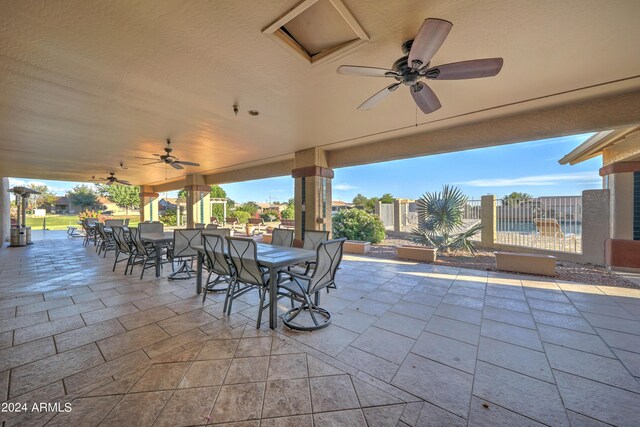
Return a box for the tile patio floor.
[1,236,640,426]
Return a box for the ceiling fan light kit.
[337,18,504,114]
[134,138,201,170]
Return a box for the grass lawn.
[25,215,140,230]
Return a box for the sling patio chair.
[129,227,167,279]
[167,229,202,280]
[111,225,136,274]
[138,221,164,234]
[272,228,294,247]
[202,233,235,304]
[277,238,346,331]
[95,222,116,257]
[225,237,271,328]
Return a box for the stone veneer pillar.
[139,186,159,223]
[293,148,333,241]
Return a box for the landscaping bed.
[368,237,638,289]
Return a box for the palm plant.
[413,185,482,254]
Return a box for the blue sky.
[9,133,601,203]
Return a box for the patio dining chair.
[111,226,135,274]
[167,229,202,280]
[225,237,271,328]
[195,223,205,229]
[95,222,115,257]
[139,222,164,234]
[105,219,124,227]
[288,230,329,274]
[202,234,235,303]
[205,223,219,230]
[129,227,166,279]
[82,218,97,247]
[272,228,294,247]
[277,238,346,331]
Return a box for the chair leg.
[223,278,234,313]
[112,251,119,272]
[256,287,267,329]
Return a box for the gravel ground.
[369,237,638,289]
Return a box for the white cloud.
[333,183,357,191]
[456,171,601,187]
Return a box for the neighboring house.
[158,197,183,214]
[256,202,288,213]
[50,196,83,214]
[332,200,354,213]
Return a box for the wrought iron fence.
[495,196,582,253]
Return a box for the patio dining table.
[193,242,316,329]
[140,232,174,277]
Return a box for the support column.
[599,162,640,267]
[481,195,496,246]
[0,177,10,246]
[292,148,333,241]
[139,186,159,222]
[184,175,211,228]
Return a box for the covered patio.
[1,236,640,425]
[2,1,640,425]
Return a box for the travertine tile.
[485,295,530,313]
[473,361,569,426]
[537,324,614,357]
[16,296,74,316]
[81,302,139,325]
[392,353,473,417]
[531,309,595,333]
[100,291,149,307]
[309,375,359,412]
[554,370,640,426]
[234,337,272,357]
[481,319,543,351]
[527,298,581,316]
[0,311,49,333]
[412,331,477,374]
[209,382,265,423]
[351,327,414,365]
[435,303,482,325]
[144,328,207,359]
[198,339,239,360]
[425,315,481,345]
[351,377,403,407]
[63,350,150,393]
[117,305,176,330]
[54,318,125,352]
[374,312,427,339]
[477,337,554,383]
[46,395,123,427]
[281,324,357,357]
[260,414,312,427]
[130,362,191,392]
[331,308,378,333]
[313,409,367,427]
[0,337,56,372]
[154,386,219,427]
[47,300,105,320]
[99,390,172,427]
[97,323,170,361]
[131,293,181,311]
[483,306,536,329]
[262,379,311,418]
[179,359,230,388]
[157,309,216,336]
[225,356,269,384]
[544,343,640,392]
[337,345,399,382]
[0,306,16,320]
[14,314,84,345]
[267,353,307,381]
[71,288,120,304]
[595,327,640,353]
[307,355,344,377]
[468,396,545,427]
[10,343,104,398]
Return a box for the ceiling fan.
[90,172,131,186]
[135,138,200,170]
[337,18,504,114]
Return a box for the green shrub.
[332,209,385,244]
[281,205,294,220]
[231,210,251,224]
[160,209,177,226]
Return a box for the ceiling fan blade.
[422,58,504,80]
[106,181,114,186]
[169,162,184,170]
[174,160,200,167]
[411,82,441,114]
[408,18,453,69]
[142,161,161,165]
[357,83,401,111]
[134,157,160,161]
[337,65,398,78]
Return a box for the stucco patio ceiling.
[1,0,639,188]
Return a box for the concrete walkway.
[1,238,639,426]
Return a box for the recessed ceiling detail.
[263,0,369,66]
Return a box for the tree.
[235,202,259,216]
[379,193,394,204]
[281,205,294,220]
[27,184,57,210]
[413,185,482,254]
[105,185,140,215]
[67,185,98,210]
[94,184,110,198]
[352,194,368,207]
[364,197,379,214]
[502,192,532,206]
[210,185,227,199]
